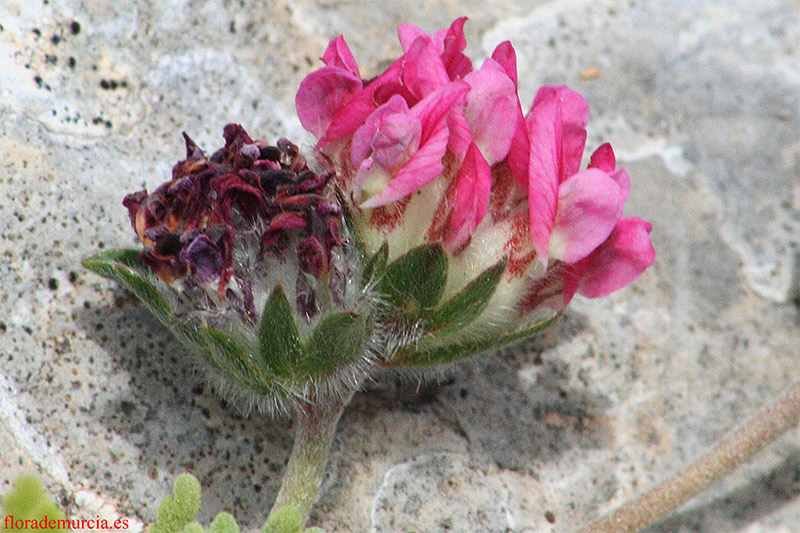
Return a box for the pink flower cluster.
[296,18,654,304]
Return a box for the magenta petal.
[446,108,472,161]
[296,66,363,139]
[321,35,360,77]
[320,60,405,146]
[588,142,616,172]
[360,117,449,208]
[440,17,472,79]
[526,91,563,263]
[463,58,518,165]
[411,81,469,138]
[398,24,429,51]
[549,168,623,264]
[413,81,469,168]
[490,41,518,87]
[443,142,492,251]
[530,86,589,181]
[507,110,530,189]
[350,95,412,167]
[577,217,655,298]
[402,36,451,100]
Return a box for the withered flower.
[124,124,344,321]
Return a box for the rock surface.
[3,0,800,531]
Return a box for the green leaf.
[1,475,67,532]
[380,244,447,314]
[427,258,507,332]
[83,249,172,322]
[395,313,561,367]
[151,474,201,533]
[82,248,146,279]
[202,327,259,379]
[360,242,388,288]
[259,286,305,377]
[208,513,240,533]
[200,327,292,399]
[113,265,174,322]
[301,312,370,377]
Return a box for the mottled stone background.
[3,0,800,531]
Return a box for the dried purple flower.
[123,124,344,320]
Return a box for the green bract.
[84,234,556,409]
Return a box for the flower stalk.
[582,380,800,532]
[270,389,356,526]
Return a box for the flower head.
[83,20,657,533]
[86,18,654,412]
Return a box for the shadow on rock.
[358,311,611,472]
[73,287,292,528]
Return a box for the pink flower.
[517,86,653,303]
[296,18,654,310]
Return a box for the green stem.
[581,380,800,532]
[268,390,354,528]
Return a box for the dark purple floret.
[180,233,225,286]
[124,124,343,306]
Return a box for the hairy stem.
[582,380,800,532]
[269,390,354,527]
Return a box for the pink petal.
[506,110,530,189]
[443,142,492,251]
[353,111,422,187]
[490,41,518,87]
[609,168,631,216]
[319,60,405,146]
[321,35,360,77]
[588,142,616,172]
[548,168,623,264]
[398,24,429,51]
[358,84,463,208]
[446,108,472,161]
[491,42,526,188]
[296,66,363,139]
[402,36,451,100]
[440,17,472,79]
[577,217,655,298]
[463,58,518,165]
[411,81,469,139]
[530,86,589,181]
[359,116,450,208]
[350,95,413,167]
[526,91,563,263]
[588,143,630,215]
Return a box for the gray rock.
[3,0,800,531]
